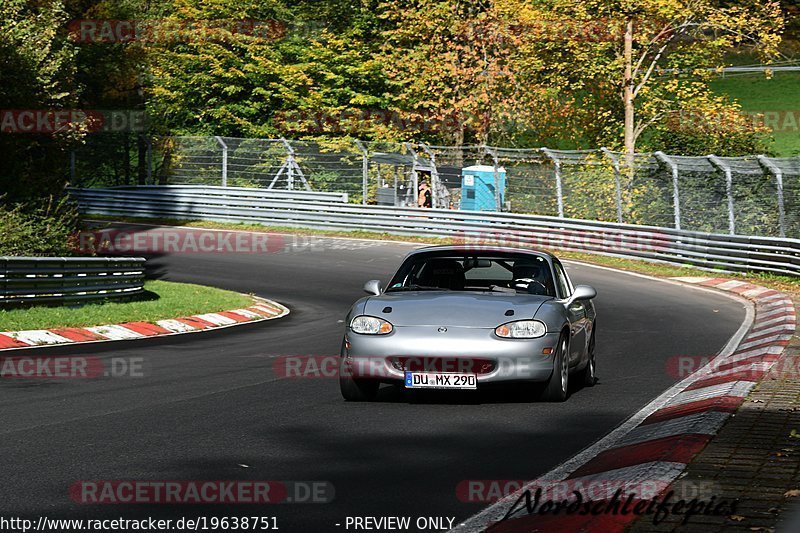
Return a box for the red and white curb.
[452,277,795,533]
[0,297,289,351]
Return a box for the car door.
[553,260,586,366]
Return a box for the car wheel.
[579,325,597,387]
[539,333,569,402]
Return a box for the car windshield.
[386,253,557,296]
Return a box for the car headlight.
[350,315,393,335]
[495,320,547,339]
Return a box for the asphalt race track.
[0,226,747,532]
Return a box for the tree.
[379,0,544,146]
[0,0,79,199]
[270,1,391,139]
[507,0,783,153]
[621,1,782,155]
[142,0,291,137]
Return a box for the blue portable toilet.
[459,165,506,211]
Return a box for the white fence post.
[654,151,681,230]
[601,148,623,223]
[285,139,294,190]
[354,139,369,205]
[758,155,787,238]
[404,143,420,206]
[541,148,564,218]
[707,155,736,235]
[214,136,228,187]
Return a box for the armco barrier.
[67,187,800,277]
[102,185,349,203]
[0,256,146,305]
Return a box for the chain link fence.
[70,136,800,239]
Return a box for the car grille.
[389,356,495,375]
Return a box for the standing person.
[418,181,432,208]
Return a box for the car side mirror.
[569,285,597,303]
[363,279,383,296]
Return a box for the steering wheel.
[513,278,547,294]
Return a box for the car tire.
[539,333,569,402]
[579,325,597,387]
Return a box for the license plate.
[404,371,477,390]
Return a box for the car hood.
[363,291,551,328]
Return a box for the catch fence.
[70,136,800,239]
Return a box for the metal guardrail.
[0,256,146,306]
[102,185,349,203]
[68,186,800,277]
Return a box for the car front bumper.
[343,325,560,384]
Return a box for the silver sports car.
[339,246,598,402]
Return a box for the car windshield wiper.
[386,284,447,292]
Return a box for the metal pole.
[541,148,564,218]
[281,138,294,190]
[486,146,503,212]
[214,136,228,187]
[654,151,681,230]
[601,148,623,223]
[757,155,786,238]
[707,155,736,235]
[354,139,369,205]
[404,143,419,208]
[776,170,786,239]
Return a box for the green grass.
[84,217,800,298]
[0,280,253,331]
[709,71,800,156]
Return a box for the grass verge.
[84,216,800,299]
[0,280,253,331]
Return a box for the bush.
[649,128,773,157]
[646,106,773,157]
[0,195,80,256]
